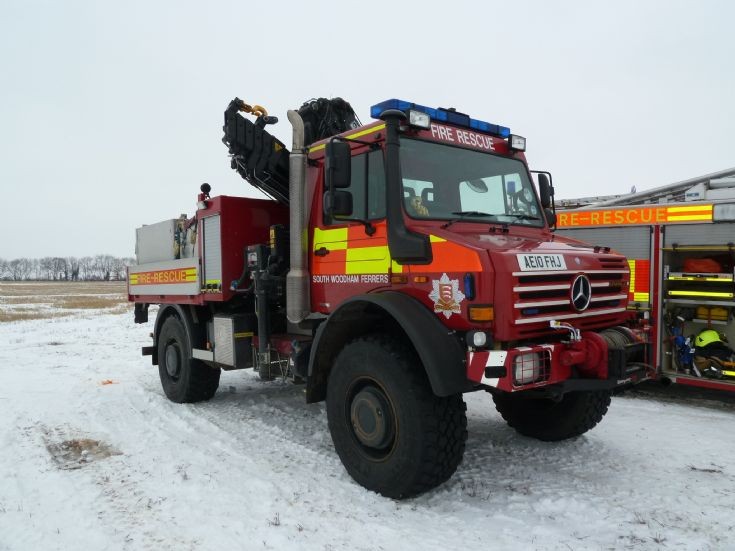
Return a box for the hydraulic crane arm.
[222,98,291,204]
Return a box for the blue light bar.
[370,98,510,138]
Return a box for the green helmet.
[695,329,721,348]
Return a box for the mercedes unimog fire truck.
[128,97,650,498]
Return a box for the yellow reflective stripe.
[429,234,446,242]
[633,292,650,302]
[667,215,713,221]
[666,204,713,222]
[346,259,391,274]
[345,246,390,274]
[309,124,386,153]
[667,205,713,213]
[391,260,403,273]
[344,124,387,141]
[234,332,253,338]
[345,246,388,261]
[628,260,636,290]
[313,227,349,249]
[668,290,734,298]
[667,276,731,282]
[129,269,197,285]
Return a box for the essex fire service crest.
[429,273,465,318]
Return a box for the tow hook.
[549,320,581,342]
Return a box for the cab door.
[312,149,388,311]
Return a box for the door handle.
[315,247,330,257]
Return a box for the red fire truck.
[557,200,735,392]
[128,97,650,498]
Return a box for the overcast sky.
[2,0,733,258]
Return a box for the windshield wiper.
[441,211,495,229]
[503,214,541,221]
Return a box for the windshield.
[399,137,543,227]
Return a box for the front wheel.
[493,389,612,442]
[157,315,220,403]
[326,335,467,499]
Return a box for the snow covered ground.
[1,307,734,551]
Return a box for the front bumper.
[466,332,651,393]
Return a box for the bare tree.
[93,254,115,281]
[49,257,67,280]
[39,257,54,280]
[9,258,32,281]
[67,257,79,281]
[78,256,93,281]
[28,258,40,280]
[1,255,136,281]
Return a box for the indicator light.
[469,305,494,322]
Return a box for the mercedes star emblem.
[571,274,592,311]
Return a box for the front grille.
[512,259,628,326]
[599,257,627,269]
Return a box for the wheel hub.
[350,386,394,450]
[165,342,181,378]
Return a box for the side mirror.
[544,208,557,228]
[326,140,351,189]
[324,190,353,217]
[537,173,553,209]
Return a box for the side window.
[333,150,385,223]
[366,150,386,220]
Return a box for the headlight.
[513,352,541,385]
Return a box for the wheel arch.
[152,304,207,365]
[306,291,469,403]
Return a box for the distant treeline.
[0,256,135,281]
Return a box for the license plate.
[517,253,567,271]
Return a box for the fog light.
[408,110,431,129]
[466,330,488,348]
[513,352,541,385]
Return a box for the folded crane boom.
[222,97,361,205]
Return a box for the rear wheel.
[326,335,467,499]
[157,315,220,403]
[493,389,611,442]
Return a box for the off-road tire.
[326,334,467,499]
[157,315,220,403]
[493,390,611,442]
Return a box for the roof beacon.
[370,98,511,138]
